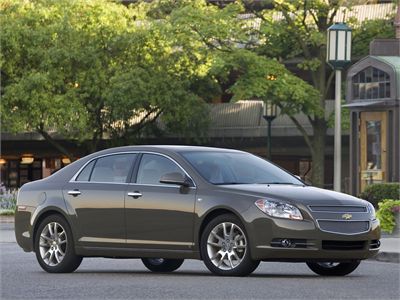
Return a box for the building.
[0,100,344,190]
[345,6,400,195]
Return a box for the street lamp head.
[327,22,352,70]
[263,100,278,121]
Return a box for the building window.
[352,67,390,100]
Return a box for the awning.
[342,100,383,108]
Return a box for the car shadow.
[41,270,361,279]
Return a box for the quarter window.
[89,154,137,183]
[136,154,184,185]
[75,160,95,182]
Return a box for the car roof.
[97,145,243,154]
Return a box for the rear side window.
[90,154,137,183]
[76,160,95,182]
[75,154,137,183]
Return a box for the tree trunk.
[311,117,327,188]
[88,104,104,153]
[37,129,75,162]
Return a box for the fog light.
[281,239,292,248]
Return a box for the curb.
[0,216,14,223]
[369,252,400,264]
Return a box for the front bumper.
[246,209,380,261]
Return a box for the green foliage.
[1,0,137,150]
[359,183,400,208]
[0,0,212,155]
[326,103,350,130]
[0,210,15,216]
[377,199,400,234]
[352,18,395,58]
[165,1,321,117]
[211,49,321,116]
[249,0,396,187]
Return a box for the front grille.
[309,206,367,213]
[308,205,370,235]
[322,240,366,250]
[317,220,370,234]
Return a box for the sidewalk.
[373,236,400,263]
[1,216,398,262]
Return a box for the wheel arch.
[197,207,244,258]
[32,207,72,249]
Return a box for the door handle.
[68,190,81,197]
[127,192,142,198]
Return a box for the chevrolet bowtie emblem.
[342,213,352,220]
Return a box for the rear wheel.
[141,258,184,272]
[306,261,361,276]
[201,214,260,276]
[34,215,82,273]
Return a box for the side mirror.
[160,172,191,187]
[295,175,312,185]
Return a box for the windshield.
[181,151,303,185]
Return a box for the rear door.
[63,153,137,247]
[125,153,196,250]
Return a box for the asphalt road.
[0,242,399,300]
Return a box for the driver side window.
[136,154,184,185]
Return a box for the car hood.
[218,184,366,206]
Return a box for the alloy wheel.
[317,262,340,268]
[147,258,165,265]
[39,222,67,266]
[206,222,247,270]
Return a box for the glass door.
[360,112,387,192]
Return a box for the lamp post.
[326,23,352,192]
[263,101,278,160]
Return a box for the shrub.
[0,183,17,214]
[377,199,400,234]
[359,183,400,208]
[0,210,15,216]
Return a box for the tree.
[144,0,395,187]
[1,0,210,159]
[249,0,396,187]
[159,0,323,184]
[1,0,140,158]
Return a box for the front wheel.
[306,261,361,276]
[201,214,260,276]
[141,258,184,272]
[34,215,82,273]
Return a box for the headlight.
[367,202,376,220]
[255,199,303,220]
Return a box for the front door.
[125,153,196,250]
[360,111,387,192]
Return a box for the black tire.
[34,214,82,273]
[306,261,361,276]
[141,258,184,272]
[200,214,260,277]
